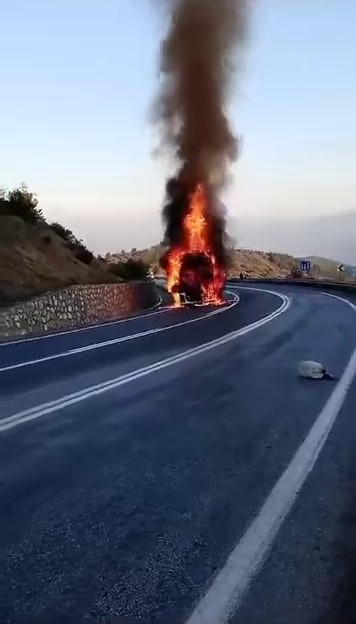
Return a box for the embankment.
[0,281,158,340]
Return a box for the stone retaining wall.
[0,281,158,340]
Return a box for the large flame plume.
[164,183,226,305]
[153,0,249,305]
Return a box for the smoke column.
[153,0,249,268]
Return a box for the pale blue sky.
[0,0,355,252]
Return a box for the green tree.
[109,258,149,281]
[6,184,43,223]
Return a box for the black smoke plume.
[153,0,249,267]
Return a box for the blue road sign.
[300,260,311,272]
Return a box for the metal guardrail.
[227,277,356,294]
[156,276,356,296]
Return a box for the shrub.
[74,246,94,265]
[50,222,72,241]
[109,259,149,281]
[50,222,93,265]
[0,184,43,223]
[109,262,128,280]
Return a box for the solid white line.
[321,291,356,312]
[0,291,289,433]
[185,296,356,624]
[0,295,239,373]
[0,298,165,347]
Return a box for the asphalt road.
[0,284,356,624]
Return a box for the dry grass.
[229,249,296,278]
[0,216,120,305]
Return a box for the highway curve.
[0,284,356,624]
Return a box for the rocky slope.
[0,216,120,306]
[105,246,297,279]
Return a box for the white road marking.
[0,291,289,433]
[0,295,239,373]
[185,294,356,624]
[235,282,356,313]
[231,284,293,299]
[0,298,165,347]
[321,291,356,312]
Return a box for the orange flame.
[166,183,226,306]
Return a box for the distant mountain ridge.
[234,211,356,266]
[75,210,356,266]
[106,246,349,280]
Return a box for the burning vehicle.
[173,252,216,305]
[161,183,226,306]
[168,250,219,306]
[153,0,248,306]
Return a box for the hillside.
[1,184,351,308]
[0,215,120,306]
[229,249,296,278]
[236,211,356,266]
[106,245,356,282]
[1,215,349,309]
[105,246,298,279]
[302,256,342,279]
